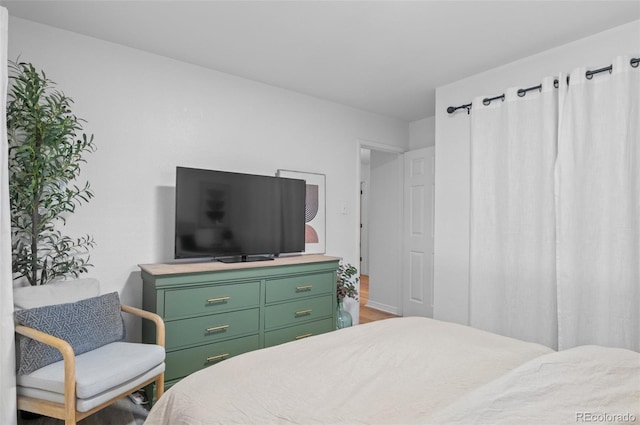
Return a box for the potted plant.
[7,61,96,286]
[336,261,359,329]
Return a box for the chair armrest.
[120,304,165,348]
[15,325,77,419]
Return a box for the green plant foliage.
[336,262,359,301]
[7,61,96,286]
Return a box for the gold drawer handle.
[294,309,312,317]
[206,324,230,333]
[206,353,229,363]
[207,296,230,304]
[295,285,313,292]
[295,333,313,340]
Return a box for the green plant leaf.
[7,60,96,285]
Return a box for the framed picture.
[277,169,326,254]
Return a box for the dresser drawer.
[265,272,334,303]
[165,308,260,349]
[164,281,260,319]
[264,317,334,347]
[165,334,260,381]
[264,294,333,330]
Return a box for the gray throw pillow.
[15,292,125,375]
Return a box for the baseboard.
[364,300,399,315]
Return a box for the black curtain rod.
[447,57,640,114]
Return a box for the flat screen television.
[174,166,306,262]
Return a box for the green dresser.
[140,255,339,389]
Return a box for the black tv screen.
[175,167,306,262]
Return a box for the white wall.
[8,17,409,338]
[433,20,640,325]
[359,149,371,275]
[367,150,403,314]
[409,116,435,150]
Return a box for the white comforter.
[428,345,640,425]
[145,317,553,425]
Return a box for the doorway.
[358,142,404,319]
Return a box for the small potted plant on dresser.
[336,262,359,329]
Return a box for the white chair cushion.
[17,363,165,413]
[17,341,165,399]
[13,278,101,310]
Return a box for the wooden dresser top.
[139,254,340,276]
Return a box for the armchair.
[13,279,165,425]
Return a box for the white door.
[403,147,435,317]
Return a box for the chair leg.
[156,374,165,400]
[64,408,76,425]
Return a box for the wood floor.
[359,275,398,324]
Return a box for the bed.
[145,317,639,425]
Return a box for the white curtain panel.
[469,77,558,349]
[556,56,640,351]
[0,6,17,425]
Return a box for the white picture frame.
[277,169,326,254]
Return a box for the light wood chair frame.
[15,304,165,425]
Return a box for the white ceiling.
[4,1,640,121]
